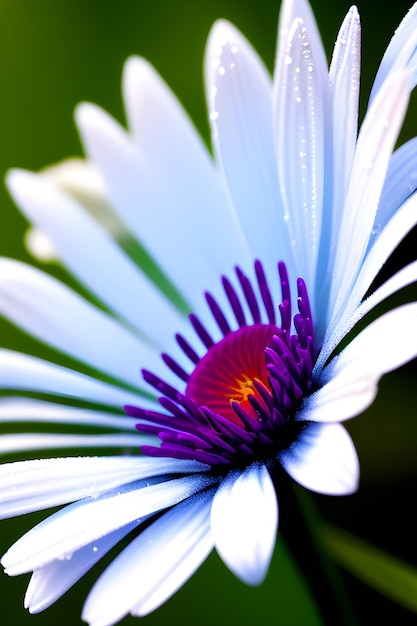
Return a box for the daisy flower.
[1,0,417,624]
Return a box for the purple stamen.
[255,260,276,324]
[205,292,232,336]
[161,353,189,382]
[235,266,261,324]
[132,261,315,468]
[175,333,200,364]
[189,314,214,349]
[222,276,246,327]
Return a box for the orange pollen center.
[186,324,280,425]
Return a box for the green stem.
[273,468,359,626]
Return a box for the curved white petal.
[76,97,246,321]
[276,0,329,76]
[318,193,417,369]
[25,524,137,614]
[211,463,278,585]
[0,455,207,519]
[317,7,360,321]
[307,303,417,423]
[370,2,417,102]
[205,20,292,288]
[329,70,410,327]
[274,16,327,294]
[345,260,417,335]
[279,423,359,495]
[123,56,249,274]
[2,474,214,575]
[0,432,156,455]
[6,169,188,350]
[82,489,215,625]
[41,158,120,233]
[0,349,151,408]
[0,259,162,390]
[329,6,360,199]
[0,398,137,431]
[367,137,417,254]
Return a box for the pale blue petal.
[319,192,417,368]
[0,350,150,408]
[211,464,277,585]
[308,303,417,422]
[316,7,361,331]
[25,524,137,614]
[123,56,250,277]
[370,2,417,103]
[0,398,137,431]
[328,70,410,332]
[6,169,189,351]
[0,456,208,519]
[273,16,328,298]
[82,489,215,625]
[2,474,214,575]
[0,432,155,455]
[279,423,359,495]
[205,20,292,299]
[0,259,162,390]
[75,102,245,333]
[366,137,417,254]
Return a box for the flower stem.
[273,468,359,626]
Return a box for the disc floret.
[126,261,315,468]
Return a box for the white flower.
[1,0,417,624]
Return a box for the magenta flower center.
[126,261,315,468]
[186,324,281,425]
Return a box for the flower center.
[126,261,315,468]
[186,324,281,425]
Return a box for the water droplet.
[296,96,302,103]
[210,111,219,121]
[218,66,226,76]
[231,45,238,54]
[93,546,98,553]
[285,55,293,65]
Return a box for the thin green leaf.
[322,523,417,612]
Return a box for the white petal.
[280,423,359,495]
[345,261,417,336]
[0,258,160,390]
[276,0,329,75]
[370,2,417,102]
[0,398,137,431]
[123,56,249,276]
[82,489,215,626]
[2,474,214,575]
[328,70,410,328]
[6,169,188,349]
[0,432,155,455]
[307,303,417,423]
[0,455,208,519]
[317,192,417,370]
[76,98,247,320]
[205,21,292,284]
[25,524,137,613]
[210,463,278,585]
[41,158,119,234]
[367,137,417,254]
[273,16,327,293]
[0,349,150,408]
[318,7,360,320]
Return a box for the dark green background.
[1,0,417,624]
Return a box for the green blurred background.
[0,0,417,624]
